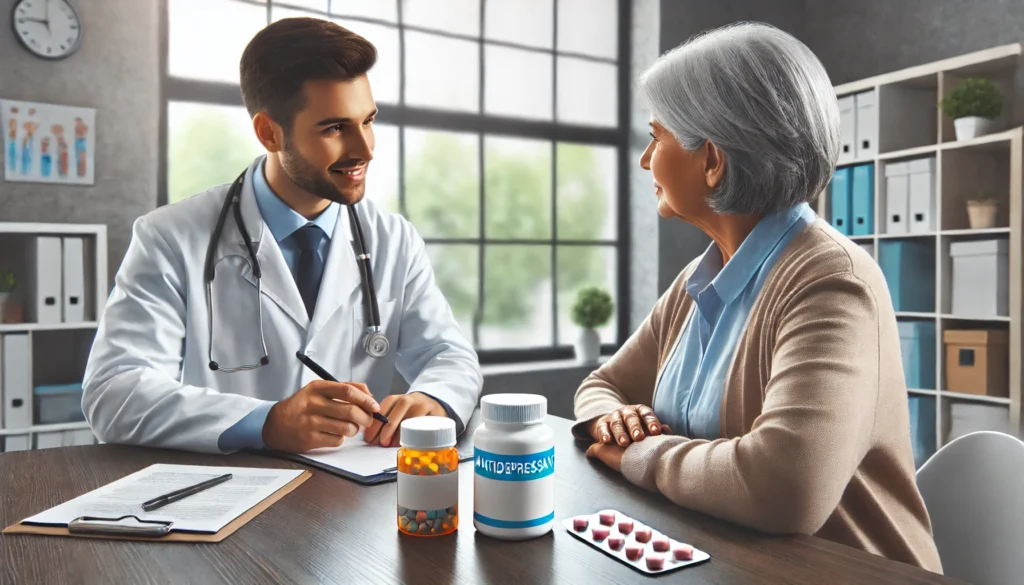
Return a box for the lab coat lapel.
[308,204,361,342]
[234,160,310,331]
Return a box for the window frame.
[158,0,632,364]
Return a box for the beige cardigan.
[573,219,943,574]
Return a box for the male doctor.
[82,18,482,454]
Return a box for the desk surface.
[0,416,962,585]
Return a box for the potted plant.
[966,194,999,229]
[940,77,1003,140]
[0,270,15,323]
[571,286,614,364]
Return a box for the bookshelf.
[0,222,107,451]
[818,44,1024,468]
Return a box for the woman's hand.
[588,405,669,447]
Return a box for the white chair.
[916,430,1024,585]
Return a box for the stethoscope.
[203,170,390,373]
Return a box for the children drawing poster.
[2,99,96,185]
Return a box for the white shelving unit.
[818,44,1024,466]
[0,222,107,452]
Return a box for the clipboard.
[2,470,312,543]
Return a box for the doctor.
[82,17,483,454]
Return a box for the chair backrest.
[916,430,1024,585]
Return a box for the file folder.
[884,163,910,235]
[837,96,856,164]
[4,434,30,451]
[908,158,936,234]
[851,164,875,236]
[829,167,852,236]
[2,334,31,430]
[36,432,64,449]
[27,236,63,324]
[854,91,878,159]
[62,237,86,322]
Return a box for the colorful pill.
[673,544,694,561]
[625,545,644,561]
[634,527,652,543]
[652,537,670,552]
[447,506,458,515]
[573,517,589,531]
[398,506,409,516]
[617,520,633,534]
[646,556,665,570]
[599,511,616,525]
[592,527,610,541]
[607,536,625,551]
[416,511,427,523]
[407,521,419,532]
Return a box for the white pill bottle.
[473,393,555,540]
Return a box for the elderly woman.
[574,22,942,573]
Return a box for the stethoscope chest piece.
[363,327,390,359]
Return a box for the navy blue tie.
[293,224,325,318]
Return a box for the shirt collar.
[689,202,813,304]
[252,158,340,243]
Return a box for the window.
[162,0,628,361]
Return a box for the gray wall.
[654,0,1024,290]
[0,0,159,286]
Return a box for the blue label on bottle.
[474,447,555,482]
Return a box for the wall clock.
[12,0,82,60]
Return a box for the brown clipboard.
[2,470,312,543]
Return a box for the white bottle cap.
[481,394,547,424]
[399,416,456,449]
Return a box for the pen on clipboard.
[141,473,233,512]
[295,351,390,425]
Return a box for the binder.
[36,432,64,449]
[64,429,95,446]
[851,164,875,236]
[5,434,30,451]
[62,237,86,322]
[27,236,63,324]
[908,158,936,234]
[884,162,910,235]
[837,96,856,164]
[2,334,31,430]
[854,91,878,159]
[829,167,852,235]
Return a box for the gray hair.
[639,22,840,215]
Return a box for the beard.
[279,140,365,205]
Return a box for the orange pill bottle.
[396,416,459,536]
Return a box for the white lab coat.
[82,158,482,453]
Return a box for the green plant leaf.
[571,286,614,329]
[940,77,1003,120]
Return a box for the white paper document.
[295,432,400,477]
[23,464,304,534]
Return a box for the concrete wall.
[0,0,160,285]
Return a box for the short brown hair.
[239,17,376,133]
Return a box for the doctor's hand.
[363,393,447,448]
[588,405,670,447]
[262,380,381,453]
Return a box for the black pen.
[295,351,390,425]
[141,473,233,512]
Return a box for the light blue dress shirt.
[217,160,462,451]
[652,203,817,440]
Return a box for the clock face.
[12,0,82,60]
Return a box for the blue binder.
[897,321,936,390]
[879,240,935,312]
[908,396,936,469]
[851,164,875,236]
[829,168,852,236]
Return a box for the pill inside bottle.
[396,416,460,537]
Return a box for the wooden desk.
[0,416,962,584]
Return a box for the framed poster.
[3,99,96,185]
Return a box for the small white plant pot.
[574,328,601,364]
[953,116,997,141]
[966,201,999,229]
